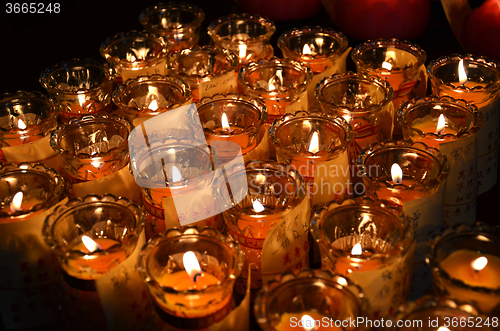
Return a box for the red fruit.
[464,0,500,61]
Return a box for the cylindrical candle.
[398,95,482,226]
[208,13,275,69]
[100,30,170,83]
[269,110,353,205]
[239,57,312,123]
[39,58,115,122]
[137,226,244,328]
[139,2,205,52]
[254,269,368,331]
[168,46,238,102]
[427,223,500,315]
[352,39,427,138]
[278,26,350,109]
[311,197,415,318]
[112,74,192,127]
[427,54,500,194]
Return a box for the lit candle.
[440,251,500,289]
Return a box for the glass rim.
[139,2,205,32]
[208,13,276,44]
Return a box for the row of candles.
[1,2,500,330]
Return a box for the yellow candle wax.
[374,178,429,206]
[411,117,459,149]
[276,311,342,331]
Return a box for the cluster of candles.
[1,2,500,331]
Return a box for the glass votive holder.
[254,269,368,331]
[239,57,312,123]
[426,223,500,315]
[427,54,500,195]
[218,160,310,294]
[168,45,238,102]
[139,2,205,53]
[311,196,415,318]
[0,162,66,329]
[269,110,353,206]
[316,72,394,157]
[398,95,482,226]
[351,38,427,138]
[39,58,115,122]
[207,13,275,68]
[389,295,496,331]
[112,74,192,127]
[197,93,268,164]
[137,226,244,328]
[100,30,170,83]
[278,26,350,109]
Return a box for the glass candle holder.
[239,57,312,123]
[255,269,368,331]
[278,26,350,109]
[352,39,427,138]
[316,72,394,158]
[137,226,244,328]
[0,162,65,329]
[269,110,353,205]
[39,58,115,122]
[389,295,496,331]
[100,30,170,83]
[218,160,310,294]
[311,196,415,318]
[197,93,268,163]
[207,13,275,68]
[398,95,482,226]
[139,2,205,52]
[427,223,500,315]
[427,54,500,195]
[168,45,238,102]
[112,74,192,127]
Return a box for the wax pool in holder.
[139,2,205,53]
[129,137,223,240]
[426,223,500,315]
[398,95,482,226]
[168,46,239,103]
[0,163,65,329]
[112,74,192,127]
[43,194,148,331]
[207,13,275,69]
[239,57,312,123]
[427,54,500,195]
[138,226,245,330]
[218,160,310,295]
[389,295,497,331]
[311,197,415,318]
[269,110,353,206]
[277,26,351,109]
[197,93,268,164]
[316,72,394,165]
[100,30,170,83]
[49,113,141,203]
[351,39,427,138]
[254,269,368,331]
[39,58,115,122]
[357,140,449,299]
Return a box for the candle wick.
[193,273,202,283]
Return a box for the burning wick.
[458,59,468,86]
[436,114,446,135]
[391,163,403,184]
[17,119,27,130]
[471,256,488,273]
[238,44,247,60]
[221,113,231,133]
[351,243,362,256]
[308,131,320,154]
[253,200,265,213]
[81,235,103,253]
[183,251,203,283]
[10,191,23,213]
[302,43,312,55]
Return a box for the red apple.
[464,0,500,61]
[237,0,322,21]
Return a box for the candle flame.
[17,119,27,130]
[183,251,203,283]
[382,50,396,70]
[126,47,150,62]
[91,160,104,169]
[148,99,158,111]
[308,131,320,153]
[437,327,450,331]
[81,235,102,253]
[255,174,266,184]
[472,256,488,272]
[268,81,276,92]
[10,191,23,213]
[78,94,86,107]
[147,86,160,110]
[171,165,182,182]
[351,243,363,255]
[238,44,247,60]
[302,43,312,55]
[301,315,315,331]
[381,61,392,70]
[253,200,265,213]
[221,113,231,132]
[436,114,446,135]
[458,59,468,85]
[391,163,403,184]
